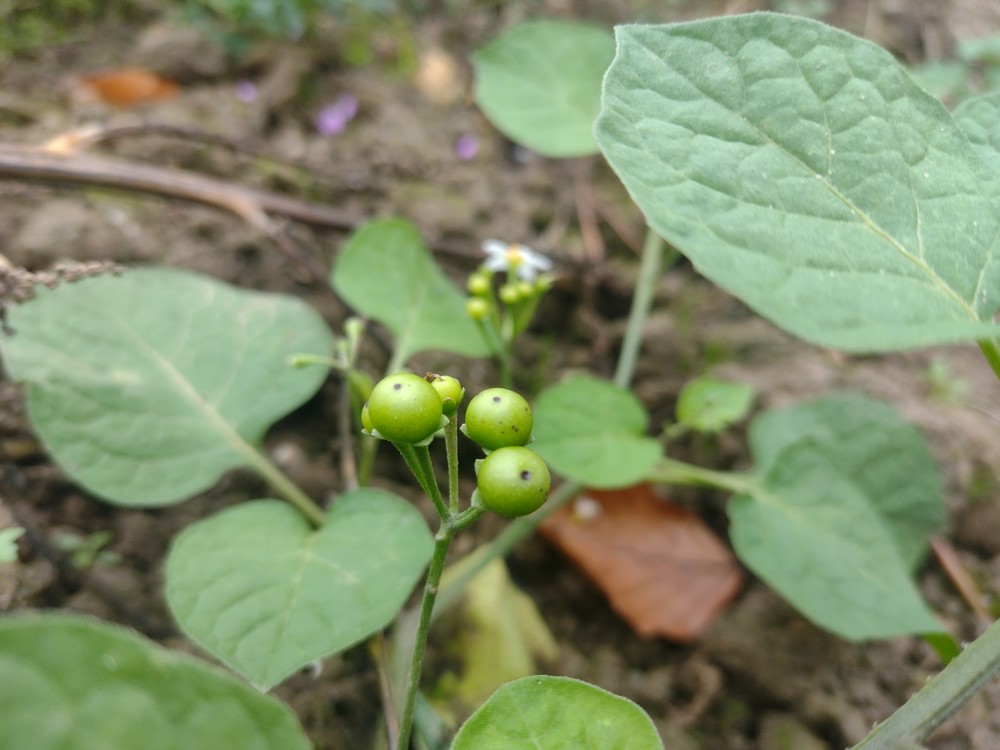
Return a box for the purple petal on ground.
[316,93,360,136]
[455,134,479,160]
[234,80,258,103]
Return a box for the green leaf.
[952,89,1000,201]
[0,613,311,750]
[472,20,615,158]
[451,675,663,750]
[0,527,24,563]
[675,376,754,433]
[331,218,490,363]
[165,489,433,690]
[595,15,1000,351]
[531,375,661,488]
[730,393,945,640]
[1,268,333,507]
[749,392,943,569]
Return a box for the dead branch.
[0,143,359,231]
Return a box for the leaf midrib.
[92,286,262,469]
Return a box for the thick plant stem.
[395,525,454,750]
[851,617,1000,749]
[978,339,1000,383]
[613,228,665,389]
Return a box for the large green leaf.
[596,15,1000,351]
[331,218,490,363]
[952,89,1000,202]
[1,268,333,507]
[730,393,945,640]
[0,614,311,750]
[450,675,663,750]
[472,20,615,157]
[165,489,433,690]
[747,392,943,569]
[531,375,661,488]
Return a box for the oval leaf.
[451,675,663,750]
[331,218,489,363]
[165,489,433,690]
[473,20,615,157]
[596,15,1000,351]
[0,613,311,750]
[675,376,754,434]
[749,392,944,569]
[731,393,946,641]
[531,375,661,488]
[1,268,333,507]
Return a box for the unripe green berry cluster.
[362,375,550,518]
[462,387,548,517]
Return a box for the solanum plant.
[0,10,998,750]
[473,12,1000,748]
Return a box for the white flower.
[481,240,553,281]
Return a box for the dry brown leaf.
[540,484,743,641]
[77,68,180,108]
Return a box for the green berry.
[476,447,550,518]
[466,298,490,321]
[499,283,520,304]
[367,373,443,443]
[427,373,464,416]
[361,402,374,432]
[464,388,532,450]
[467,272,491,296]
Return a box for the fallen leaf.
[77,68,179,108]
[431,556,558,720]
[540,484,743,641]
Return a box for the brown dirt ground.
[1,1,999,749]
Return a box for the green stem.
[288,352,345,370]
[475,318,511,388]
[511,291,542,339]
[357,434,377,486]
[851,617,1000,749]
[613,228,665,389]
[385,347,410,380]
[246,450,326,526]
[434,481,580,616]
[395,525,454,750]
[647,457,760,497]
[977,339,1000,383]
[394,442,448,519]
[445,418,460,514]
